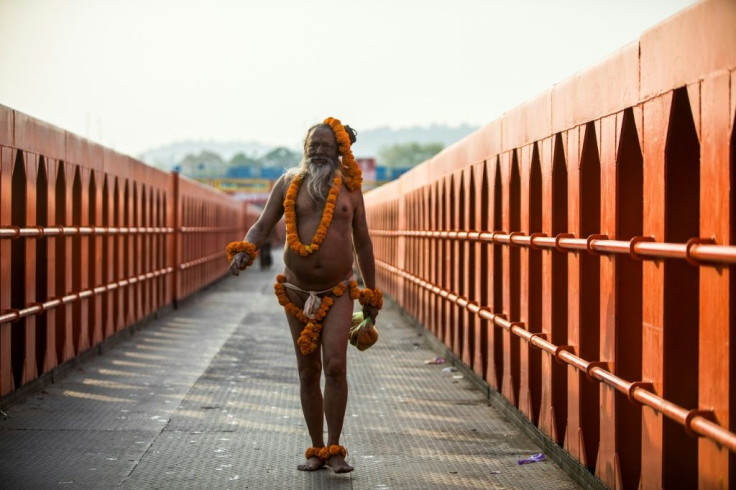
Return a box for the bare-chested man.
[227,118,379,473]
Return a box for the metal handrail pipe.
[633,388,689,424]
[493,316,511,330]
[690,418,736,450]
[0,225,174,238]
[478,309,495,322]
[179,252,225,271]
[590,368,630,392]
[513,326,534,343]
[691,244,736,265]
[532,337,558,356]
[494,233,512,244]
[557,237,588,251]
[593,240,631,254]
[0,266,174,326]
[557,350,590,372]
[467,303,481,314]
[370,229,736,266]
[533,236,558,249]
[180,226,242,233]
[513,235,532,247]
[633,241,688,259]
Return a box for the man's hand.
[229,252,251,276]
[362,305,379,324]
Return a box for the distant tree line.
[174,147,301,179]
[174,141,444,181]
[376,142,444,180]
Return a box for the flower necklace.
[284,174,342,257]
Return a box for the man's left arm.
[351,191,379,321]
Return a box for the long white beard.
[302,157,339,203]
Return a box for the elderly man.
[226,118,381,473]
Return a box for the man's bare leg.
[286,310,325,471]
[320,293,354,473]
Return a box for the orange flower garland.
[323,117,362,191]
[225,240,257,268]
[358,287,383,309]
[304,445,347,461]
[284,174,342,257]
[305,447,322,459]
[274,275,358,355]
[318,444,347,460]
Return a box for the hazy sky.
[1,0,697,157]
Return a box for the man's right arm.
[230,175,288,276]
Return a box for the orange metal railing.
[0,106,259,401]
[364,1,736,488]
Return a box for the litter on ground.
[424,357,446,365]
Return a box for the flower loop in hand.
[358,288,383,309]
[225,241,257,269]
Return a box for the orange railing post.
[698,70,733,490]
[1,110,14,395]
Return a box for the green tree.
[229,152,261,177]
[377,142,444,172]
[229,152,259,167]
[258,147,301,171]
[177,150,226,178]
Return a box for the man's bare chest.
[294,189,354,229]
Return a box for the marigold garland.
[358,287,383,309]
[305,447,322,459]
[350,282,360,301]
[324,117,362,191]
[274,276,381,355]
[225,240,257,268]
[274,275,358,355]
[303,445,347,461]
[318,444,347,460]
[284,174,342,257]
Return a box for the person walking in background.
[258,228,276,270]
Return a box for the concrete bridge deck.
[0,252,580,489]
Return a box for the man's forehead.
[308,126,336,143]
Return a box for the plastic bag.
[349,311,379,351]
[517,453,546,465]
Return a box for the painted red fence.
[0,105,258,400]
[364,1,736,488]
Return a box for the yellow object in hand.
[349,311,379,351]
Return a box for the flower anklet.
[305,445,347,461]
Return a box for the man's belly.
[282,246,354,290]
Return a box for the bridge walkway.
[0,251,580,489]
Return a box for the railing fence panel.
[364,2,736,487]
[0,105,255,400]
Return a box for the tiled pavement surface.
[0,251,580,489]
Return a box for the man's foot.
[297,456,325,471]
[325,453,354,473]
